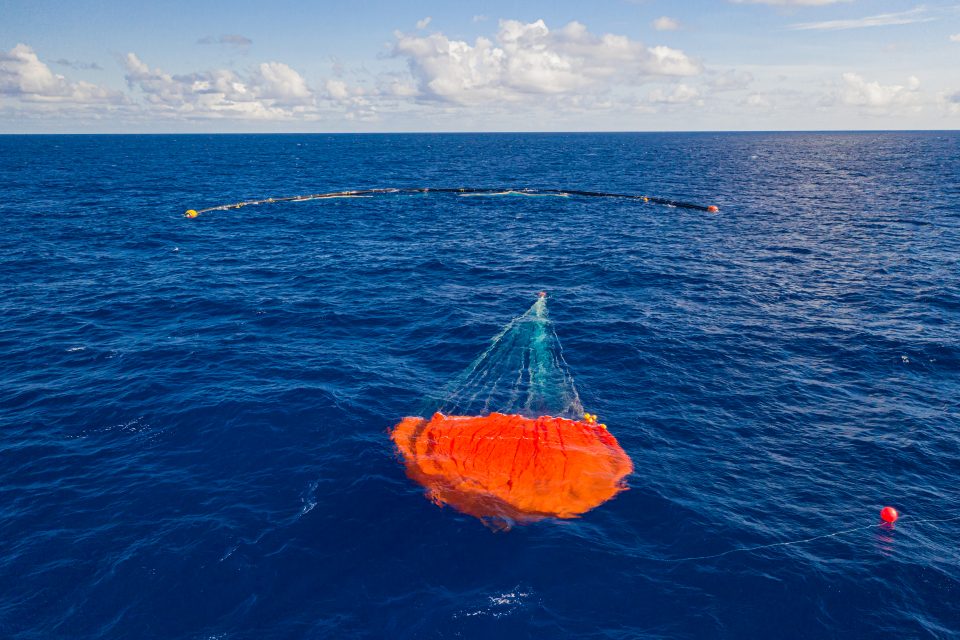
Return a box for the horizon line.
[1,128,958,136]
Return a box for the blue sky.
[1,0,958,131]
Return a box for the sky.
[1,0,958,132]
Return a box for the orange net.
[391,412,633,525]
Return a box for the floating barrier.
[184,187,719,217]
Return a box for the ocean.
[1,132,958,638]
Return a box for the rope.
[653,513,960,563]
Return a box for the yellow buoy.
[185,210,199,218]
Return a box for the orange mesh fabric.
[391,412,633,524]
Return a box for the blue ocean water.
[1,132,958,639]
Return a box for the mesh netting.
[423,294,584,419]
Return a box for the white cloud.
[791,7,934,31]
[123,53,314,119]
[950,33,960,42]
[5,17,951,131]
[253,61,312,103]
[646,46,700,75]
[119,55,384,122]
[648,83,702,104]
[324,78,379,119]
[325,78,350,101]
[393,19,700,104]
[836,72,921,109]
[416,16,432,30]
[652,16,680,31]
[0,44,123,104]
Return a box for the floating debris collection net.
[423,294,584,419]
[391,294,633,529]
[184,187,719,217]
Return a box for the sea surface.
[1,132,958,639]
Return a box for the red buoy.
[707,205,719,213]
[881,506,899,523]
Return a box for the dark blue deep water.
[1,132,959,639]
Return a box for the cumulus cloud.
[393,19,700,104]
[254,61,312,103]
[2,42,384,124]
[123,53,314,119]
[652,16,680,31]
[791,7,934,30]
[324,78,350,101]
[0,44,122,104]
[836,72,921,109]
[323,78,379,120]
[9,17,945,129]
[416,16,432,29]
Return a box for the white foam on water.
[453,587,534,620]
